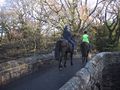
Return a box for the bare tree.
[40,0,104,36]
[104,0,120,46]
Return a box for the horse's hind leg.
[86,57,88,63]
[70,52,73,66]
[64,52,67,67]
[59,55,63,70]
[83,57,88,67]
[82,57,86,67]
[82,57,85,67]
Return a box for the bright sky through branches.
[0,0,5,6]
[68,0,97,9]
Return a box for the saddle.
[61,39,73,50]
[62,40,68,47]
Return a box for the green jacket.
[82,34,89,43]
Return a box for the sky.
[0,0,5,6]
[86,0,97,9]
[0,0,96,7]
[69,0,97,9]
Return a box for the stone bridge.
[60,52,120,90]
[0,52,120,90]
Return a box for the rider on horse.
[82,30,90,52]
[82,31,89,43]
[62,25,76,49]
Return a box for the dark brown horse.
[55,39,74,70]
[80,42,90,67]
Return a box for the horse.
[54,39,74,70]
[80,42,90,67]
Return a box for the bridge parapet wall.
[59,52,120,90]
[0,53,53,86]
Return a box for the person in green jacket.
[82,31,91,52]
[82,31,89,43]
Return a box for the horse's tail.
[80,42,89,57]
[54,40,61,60]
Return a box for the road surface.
[0,56,83,90]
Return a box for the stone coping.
[0,53,54,86]
[59,52,120,90]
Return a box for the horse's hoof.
[64,64,67,68]
[59,67,62,71]
[71,63,73,66]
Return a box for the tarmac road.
[0,56,83,90]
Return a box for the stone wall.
[0,53,54,86]
[59,52,120,90]
[101,52,120,90]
